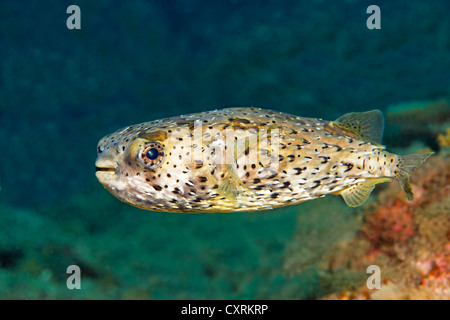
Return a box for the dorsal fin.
[333,110,384,144]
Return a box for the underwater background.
[1,0,449,299]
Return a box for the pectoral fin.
[218,165,252,203]
[339,177,391,207]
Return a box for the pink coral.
[361,198,416,255]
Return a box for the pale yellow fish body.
[95,108,432,212]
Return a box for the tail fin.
[395,152,434,201]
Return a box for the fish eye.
[138,142,165,170]
[146,148,159,160]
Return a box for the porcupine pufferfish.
[95,108,433,212]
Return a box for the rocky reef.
[284,98,450,299]
[284,144,449,299]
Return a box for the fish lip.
[95,166,115,172]
[95,158,120,177]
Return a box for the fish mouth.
[95,158,119,181]
[95,166,116,173]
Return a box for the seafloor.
[0,1,449,299]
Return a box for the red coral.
[361,198,415,254]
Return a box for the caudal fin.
[395,152,434,201]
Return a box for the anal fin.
[339,177,391,207]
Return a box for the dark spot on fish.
[251,164,256,169]
[271,193,279,199]
[199,177,207,182]
[266,172,277,179]
[303,138,311,144]
[282,181,291,188]
[253,178,261,183]
[287,155,295,162]
[153,185,163,191]
[194,160,203,169]
[318,156,330,164]
[167,173,171,178]
[310,180,321,189]
[343,162,354,172]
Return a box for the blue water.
[0,0,448,299]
